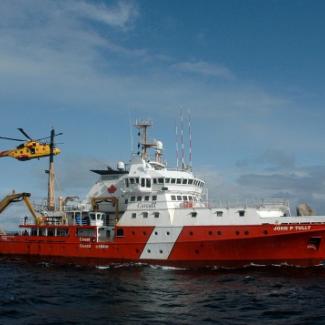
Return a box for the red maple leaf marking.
[107,184,117,193]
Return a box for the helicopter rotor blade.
[0,136,25,141]
[35,132,63,142]
[35,136,51,141]
[17,128,32,140]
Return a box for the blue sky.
[1,0,325,227]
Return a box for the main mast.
[135,120,154,160]
[47,129,55,211]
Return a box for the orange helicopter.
[0,128,62,161]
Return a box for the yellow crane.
[0,192,42,225]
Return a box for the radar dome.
[155,140,163,150]
[117,161,125,171]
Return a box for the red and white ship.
[1,120,325,268]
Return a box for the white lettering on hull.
[273,225,312,231]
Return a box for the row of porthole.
[154,231,170,236]
[147,249,164,254]
[129,230,171,236]
[188,230,269,236]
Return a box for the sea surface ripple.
[1,257,325,324]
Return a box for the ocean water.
[1,258,325,325]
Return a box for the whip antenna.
[181,110,185,170]
[188,110,192,169]
[176,122,179,170]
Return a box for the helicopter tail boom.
[0,150,10,158]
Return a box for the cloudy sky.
[1,0,325,228]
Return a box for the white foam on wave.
[149,264,187,271]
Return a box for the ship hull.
[1,224,325,268]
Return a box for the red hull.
[1,224,325,267]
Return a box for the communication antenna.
[175,122,179,170]
[181,110,185,170]
[128,111,134,153]
[188,110,192,169]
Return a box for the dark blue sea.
[1,258,325,325]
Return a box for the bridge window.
[171,195,176,200]
[154,212,160,218]
[165,178,170,183]
[176,178,181,184]
[153,178,157,184]
[183,196,188,201]
[238,210,245,217]
[152,195,157,201]
[144,196,150,201]
[188,196,193,201]
[130,196,135,202]
[158,178,164,184]
[130,178,135,184]
[188,179,193,185]
[57,228,69,237]
[182,179,188,184]
[143,212,148,218]
[141,178,145,187]
[131,213,136,219]
[77,228,95,237]
[146,179,151,188]
[171,178,176,184]
[116,228,124,237]
[135,178,139,184]
[216,211,223,217]
[125,179,129,187]
[137,196,142,202]
[191,212,197,218]
[177,195,182,201]
[125,199,128,204]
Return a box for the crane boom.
[0,192,41,224]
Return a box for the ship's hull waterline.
[1,224,325,267]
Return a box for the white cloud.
[69,0,138,28]
[173,60,235,80]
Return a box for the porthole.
[208,231,212,235]
[154,231,158,235]
[244,231,249,235]
[217,231,222,235]
[166,231,170,236]
[263,230,268,235]
[143,231,147,236]
[159,250,163,254]
[235,231,240,235]
[147,249,151,253]
[189,231,193,236]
